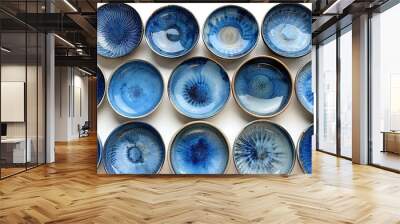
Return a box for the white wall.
[54,67,89,141]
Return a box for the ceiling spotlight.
[63,0,78,12]
[1,47,11,53]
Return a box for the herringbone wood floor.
[1,135,400,224]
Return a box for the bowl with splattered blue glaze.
[233,56,293,118]
[233,120,295,175]
[169,121,229,174]
[203,5,259,59]
[168,57,230,119]
[103,122,165,174]
[145,5,199,58]
[108,60,164,119]
[262,4,312,58]
[297,124,313,174]
[295,62,313,114]
[97,3,143,58]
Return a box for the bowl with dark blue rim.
[297,124,313,174]
[262,4,312,58]
[203,5,259,59]
[168,57,230,119]
[97,66,106,107]
[103,121,165,174]
[233,56,293,118]
[169,121,230,174]
[233,120,295,175]
[107,60,164,119]
[97,3,143,58]
[145,5,199,58]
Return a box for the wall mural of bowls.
[145,5,199,58]
[169,122,229,174]
[103,122,165,174]
[233,56,293,118]
[262,4,312,58]
[97,3,143,58]
[107,60,164,119]
[97,67,106,107]
[203,5,259,59]
[297,124,313,174]
[233,120,295,174]
[168,57,230,119]
[295,62,313,114]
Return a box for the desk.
[1,138,31,163]
[382,131,400,155]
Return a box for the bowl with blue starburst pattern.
[97,67,105,107]
[262,4,312,58]
[108,60,164,119]
[297,124,313,174]
[233,56,293,118]
[97,3,143,58]
[145,5,199,58]
[295,62,313,114]
[233,120,295,175]
[103,122,165,174]
[169,121,229,174]
[168,57,230,119]
[203,5,259,59]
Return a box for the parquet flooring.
[1,135,400,224]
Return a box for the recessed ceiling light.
[63,0,78,12]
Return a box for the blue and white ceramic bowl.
[169,122,229,174]
[168,57,230,119]
[97,67,106,107]
[295,62,313,114]
[233,120,295,174]
[233,56,293,117]
[97,3,143,58]
[97,137,102,168]
[108,60,164,119]
[145,5,199,58]
[103,122,165,174]
[297,125,313,174]
[262,4,312,58]
[203,5,259,59]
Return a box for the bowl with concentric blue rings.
[168,57,230,119]
[203,5,259,59]
[233,120,295,175]
[97,3,143,58]
[169,121,230,174]
[295,62,313,114]
[107,60,164,119]
[103,122,165,174]
[297,124,313,174]
[145,5,199,58]
[233,56,293,118]
[262,4,312,58]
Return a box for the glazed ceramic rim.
[202,5,259,60]
[107,59,164,119]
[261,3,312,58]
[97,66,106,108]
[103,121,166,175]
[295,61,313,115]
[232,55,293,118]
[167,56,231,119]
[97,135,102,168]
[296,124,314,174]
[233,119,296,175]
[97,3,144,59]
[144,5,200,59]
[167,121,231,174]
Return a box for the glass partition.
[317,35,337,155]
